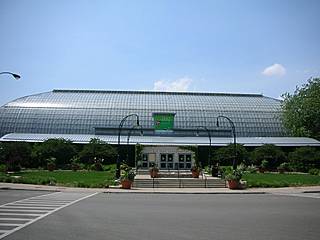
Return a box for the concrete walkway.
[1,182,320,195]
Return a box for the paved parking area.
[0,191,319,240]
[0,190,53,206]
[0,191,97,239]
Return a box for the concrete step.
[132,178,226,188]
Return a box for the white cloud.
[153,77,192,92]
[262,63,286,76]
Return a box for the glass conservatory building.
[0,89,319,169]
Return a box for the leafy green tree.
[282,78,320,140]
[251,144,286,169]
[79,138,117,165]
[214,144,248,166]
[288,147,320,172]
[0,141,32,171]
[32,138,76,167]
[135,144,144,168]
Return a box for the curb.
[102,191,267,195]
[0,187,58,192]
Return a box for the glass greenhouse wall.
[0,90,286,138]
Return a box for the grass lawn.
[243,172,320,188]
[0,164,116,188]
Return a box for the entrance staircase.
[133,170,226,188]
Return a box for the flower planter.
[227,180,239,189]
[191,170,200,178]
[149,169,159,178]
[121,180,133,189]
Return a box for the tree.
[79,138,117,165]
[214,144,248,166]
[32,138,76,167]
[135,144,144,168]
[282,78,320,140]
[0,141,32,171]
[288,147,320,172]
[251,144,286,169]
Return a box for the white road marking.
[0,192,98,239]
[5,203,65,207]
[0,206,55,209]
[0,223,22,226]
[0,218,30,221]
[0,213,42,216]
[0,209,49,213]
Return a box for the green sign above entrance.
[153,113,175,131]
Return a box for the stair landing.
[133,174,227,188]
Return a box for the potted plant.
[46,157,56,172]
[258,160,268,173]
[149,163,159,178]
[120,163,135,189]
[191,165,201,178]
[225,169,243,189]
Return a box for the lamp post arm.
[0,72,21,80]
[116,113,140,179]
[216,115,237,170]
[196,126,212,167]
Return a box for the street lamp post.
[0,72,21,80]
[126,125,143,166]
[116,114,141,179]
[216,115,237,170]
[196,126,212,168]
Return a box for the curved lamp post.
[0,72,21,80]
[196,126,212,167]
[127,125,143,169]
[216,115,237,170]
[116,114,141,179]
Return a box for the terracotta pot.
[191,170,200,178]
[149,169,159,178]
[228,180,239,189]
[121,180,132,189]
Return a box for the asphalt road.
[0,190,52,206]
[2,191,320,240]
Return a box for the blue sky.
[1,0,319,105]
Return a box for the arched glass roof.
[0,89,286,137]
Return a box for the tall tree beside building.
[281,78,320,140]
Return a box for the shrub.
[46,157,56,171]
[251,144,286,169]
[32,138,76,168]
[0,142,32,171]
[288,147,320,172]
[261,160,269,169]
[79,138,117,165]
[0,164,7,173]
[308,168,320,176]
[214,144,249,166]
[70,156,81,171]
[245,165,257,174]
[277,162,290,173]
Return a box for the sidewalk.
[1,182,320,194]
